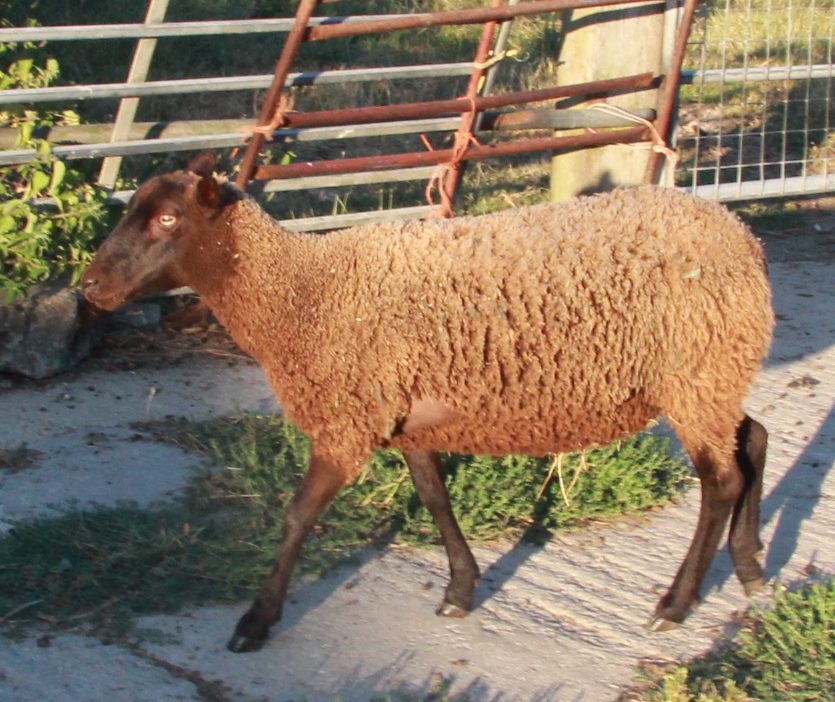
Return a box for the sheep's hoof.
[436,600,469,618]
[742,576,766,597]
[644,615,682,633]
[227,633,267,653]
[645,600,693,632]
[228,608,271,653]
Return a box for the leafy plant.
[0,45,108,302]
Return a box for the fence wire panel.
[679,0,835,200]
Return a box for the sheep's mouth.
[83,288,129,312]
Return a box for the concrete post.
[550,1,670,200]
[97,0,170,189]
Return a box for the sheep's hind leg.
[403,450,480,617]
[648,440,744,632]
[728,415,768,596]
[228,450,353,653]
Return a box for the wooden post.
[550,1,670,200]
[97,0,170,188]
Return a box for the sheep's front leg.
[403,450,480,616]
[228,449,354,653]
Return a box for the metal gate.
[2,0,833,209]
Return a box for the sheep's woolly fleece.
[188,185,773,471]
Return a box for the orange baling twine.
[424,97,482,218]
[241,93,297,142]
[587,103,679,185]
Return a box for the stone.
[110,302,162,330]
[0,281,103,379]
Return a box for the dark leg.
[228,450,353,652]
[649,444,744,631]
[729,415,768,594]
[403,450,480,616]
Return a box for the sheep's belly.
[391,404,657,457]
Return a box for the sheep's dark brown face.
[82,154,222,311]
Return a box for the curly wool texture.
[188,186,773,472]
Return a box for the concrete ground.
[0,222,832,701]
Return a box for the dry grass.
[87,324,252,372]
[0,444,42,473]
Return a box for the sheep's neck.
[181,200,321,370]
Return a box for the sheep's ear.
[188,151,216,178]
[196,175,221,211]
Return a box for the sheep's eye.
[158,213,177,228]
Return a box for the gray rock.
[110,302,161,330]
[0,281,102,379]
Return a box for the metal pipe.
[0,63,474,105]
[0,15,421,43]
[276,72,657,129]
[0,109,656,166]
[484,106,656,130]
[306,0,663,41]
[479,0,522,104]
[253,126,648,181]
[680,64,835,84]
[260,167,439,193]
[644,0,699,184]
[236,0,322,188]
[2,60,824,106]
[439,0,507,215]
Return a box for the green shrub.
[173,414,689,545]
[0,46,108,302]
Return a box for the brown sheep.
[82,153,773,653]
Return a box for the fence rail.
[0,16,417,42]
[0,109,659,166]
[0,63,477,105]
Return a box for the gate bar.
[254,126,648,181]
[235,0,322,188]
[644,0,699,184]
[438,0,507,215]
[306,0,663,41]
[258,72,656,131]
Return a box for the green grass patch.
[733,198,806,230]
[624,579,835,702]
[0,414,688,629]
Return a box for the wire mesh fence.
[678,0,835,200]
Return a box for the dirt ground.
[0,211,833,702]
